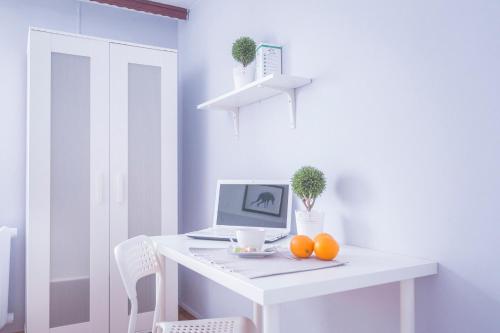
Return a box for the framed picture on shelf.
[242,185,285,217]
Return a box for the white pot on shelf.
[233,63,255,89]
[295,210,324,239]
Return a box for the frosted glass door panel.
[49,53,90,328]
[128,63,162,314]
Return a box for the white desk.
[153,235,438,333]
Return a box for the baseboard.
[179,301,201,319]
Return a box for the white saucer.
[236,250,276,258]
[228,246,278,258]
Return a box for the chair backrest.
[114,235,163,333]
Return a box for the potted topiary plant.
[291,166,327,238]
[232,36,256,88]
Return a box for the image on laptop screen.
[216,184,289,229]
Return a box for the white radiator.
[0,227,16,329]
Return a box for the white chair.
[114,235,256,333]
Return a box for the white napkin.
[189,247,346,279]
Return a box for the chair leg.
[153,272,163,333]
[155,324,164,333]
[129,298,138,333]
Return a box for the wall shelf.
[197,74,311,136]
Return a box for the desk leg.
[262,304,280,333]
[162,256,179,321]
[400,279,415,333]
[253,303,263,333]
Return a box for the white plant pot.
[233,64,255,89]
[295,210,325,239]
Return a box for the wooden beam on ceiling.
[89,0,188,20]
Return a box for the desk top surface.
[154,235,438,305]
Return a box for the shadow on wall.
[335,173,374,246]
[179,62,208,234]
[281,281,399,332]
[417,267,500,333]
[336,174,500,333]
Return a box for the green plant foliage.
[291,166,326,211]
[232,37,256,67]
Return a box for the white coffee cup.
[236,229,266,251]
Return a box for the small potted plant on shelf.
[291,166,327,238]
[232,36,256,88]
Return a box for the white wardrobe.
[26,28,178,333]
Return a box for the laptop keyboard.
[191,228,287,242]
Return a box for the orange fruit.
[313,233,339,260]
[290,235,315,258]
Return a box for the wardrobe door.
[109,43,178,333]
[27,30,110,333]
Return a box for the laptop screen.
[216,184,289,229]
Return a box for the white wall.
[178,1,500,332]
[0,1,177,331]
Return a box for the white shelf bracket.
[263,85,297,129]
[231,108,240,136]
[285,88,296,129]
[218,107,239,136]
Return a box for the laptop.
[186,180,292,243]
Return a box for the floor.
[179,306,196,321]
[15,307,196,333]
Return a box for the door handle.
[116,173,125,204]
[96,173,104,204]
